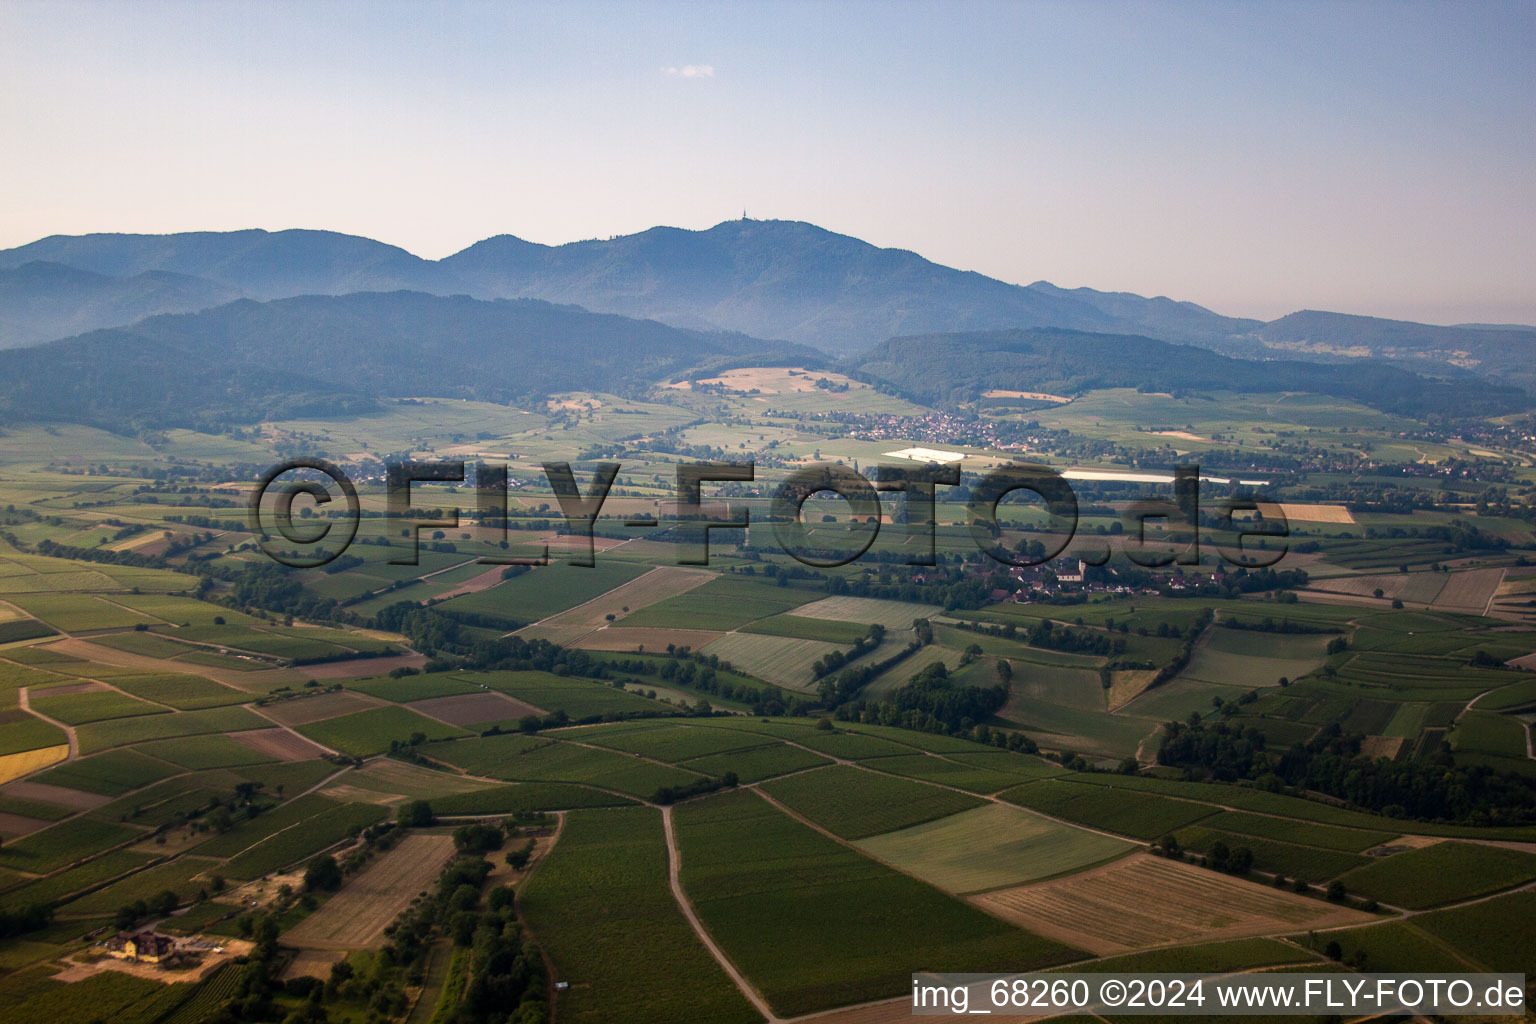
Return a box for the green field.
[997,694,1158,758]
[855,802,1132,892]
[617,576,813,630]
[1000,779,1218,840]
[90,631,204,659]
[791,595,945,628]
[113,593,259,627]
[194,792,337,858]
[1169,826,1369,883]
[1451,711,1530,758]
[436,559,648,627]
[33,747,179,794]
[858,751,1056,794]
[674,790,1082,1016]
[478,669,666,718]
[133,733,277,770]
[681,742,831,783]
[1059,770,1536,841]
[1408,890,1536,973]
[3,593,157,632]
[1336,841,1536,908]
[64,856,219,915]
[760,765,984,839]
[427,782,633,815]
[1,849,156,907]
[106,672,248,710]
[27,688,166,725]
[0,714,66,755]
[295,705,470,756]
[222,800,386,878]
[426,733,704,798]
[1324,919,1480,972]
[699,632,844,690]
[1054,936,1320,974]
[0,816,143,874]
[346,673,483,702]
[1005,662,1106,710]
[573,721,780,763]
[1200,810,1394,852]
[0,962,173,1024]
[75,705,269,753]
[778,727,917,759]
[740,613,870,644]
[519,806,762,1024]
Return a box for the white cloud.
[663,64,715,79]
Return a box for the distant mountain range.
[0,292,814,432]
[0,261,239,349]
[0,290,1519,435]
[2,220,1530,388]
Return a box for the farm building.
[106,930,176,963]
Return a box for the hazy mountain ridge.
[0,261,241,349]
[1023,280,1263,345]
[0,291,817,432]
[1,222,1531,388]
[441,220,1125,352]
[0,229,448,299]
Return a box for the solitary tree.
[398,799,434,828]
[304,854,343,892]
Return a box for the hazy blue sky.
[2,0,1532,324]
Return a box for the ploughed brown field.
[972,853,1371,955]
[257,690,386,726]
[0,811,51,838]
[0,779,110,810]
[283,833,458,950]
[228,727,329,761]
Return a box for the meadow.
[698,632,843,691]
[855,802,1133,893]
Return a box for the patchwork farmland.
[0,390,1533,1024]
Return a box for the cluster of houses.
[988,557,1088,602]
[922,554,1233,606]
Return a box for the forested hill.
[850,328,1528,419]
[0,291,815,432]
[1254,311,1536,390]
